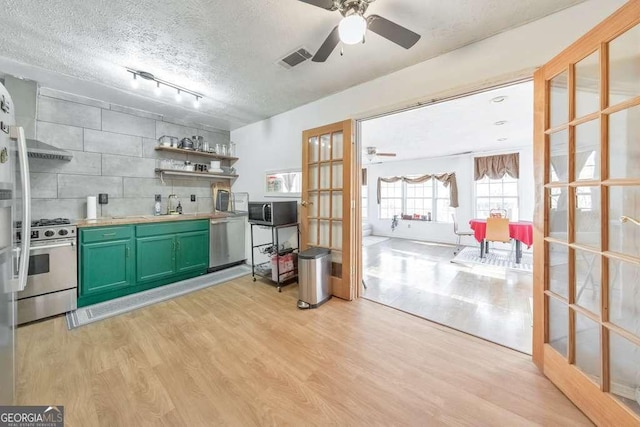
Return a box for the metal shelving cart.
[250,222,300,292]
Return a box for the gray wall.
[30,88,231,220]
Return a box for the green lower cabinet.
[80,239,134,297]
[136,235,176,283]
[176,231,209,274]
[78,220,209,307]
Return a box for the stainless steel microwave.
[248,201,297,226]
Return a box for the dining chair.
[489,208,508,218]
[452,214,474,255]
[483,217,511,258]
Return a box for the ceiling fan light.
[339,14,367,45]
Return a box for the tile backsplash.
[29,88,231,220]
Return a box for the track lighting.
[127,69,203,108]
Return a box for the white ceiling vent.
[278,48,313,69]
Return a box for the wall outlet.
[98,193,108,204]
[190,194,196,202]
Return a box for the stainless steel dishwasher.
[209,215,246,271]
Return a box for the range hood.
[4,76,73,161]
[26,139,73,161]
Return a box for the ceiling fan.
[365,146,397,162]
[300,0,421,62]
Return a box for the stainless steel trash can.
[297,247,331,309]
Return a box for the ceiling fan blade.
[366,14,421,49]
[312,26,340,62]
[376,152,397,157]
[299,0,337,11]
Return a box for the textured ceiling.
[0,0,584,130]
[361,81,533,162]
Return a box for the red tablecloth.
[469,219,534,248]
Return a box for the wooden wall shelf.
[155,146,239,163]
[155,168,239,181]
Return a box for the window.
[378,177,454,222]
[475,175,519,220]
[435,181,456,223]
[379,180,403,219]
[405,180,433,217]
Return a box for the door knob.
[621,216,640,226]
[301,200,313,207]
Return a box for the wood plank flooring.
[17,275,591,426]
[363,238,533,353]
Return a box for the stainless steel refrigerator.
[0,81,31,404]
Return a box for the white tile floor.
[363,237,533,354]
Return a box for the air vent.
[278,48,313,69]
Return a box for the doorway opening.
[358,80,534,354]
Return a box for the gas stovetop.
[16,218,76,242]
[16,218,71,228]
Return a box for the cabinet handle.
[620,216,640,227]
[125,246,130,258]
[103,232,116,237]
[176,241,180,251]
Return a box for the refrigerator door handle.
[10,126,30,292]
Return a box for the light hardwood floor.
[363,238,533,353]
[17,275,590,426]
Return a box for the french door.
[533,1,640,424]
[301,120,361,300]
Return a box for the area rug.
[66,265,251,329]
[451,246,533,273]
[363,236,389,247]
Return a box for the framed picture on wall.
[265,169,302,198]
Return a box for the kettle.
[179,138,194,150]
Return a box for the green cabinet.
[136,235,176,283]
[78,225,134,306]
[176,231,209,274]
[78,219,209,307]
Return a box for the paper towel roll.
[87,196,97,220]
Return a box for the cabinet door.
[80,239,133,297]
[176,231,209,274]
[136,235,176,283]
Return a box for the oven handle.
[29,241,75,251]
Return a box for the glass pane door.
[537,6,640,422]
[302,121,355,300]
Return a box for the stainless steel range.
[16,218,77,324]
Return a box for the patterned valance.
[376,172,459,208]
[474,153,519,181]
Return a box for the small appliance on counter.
[248,201,297,226]
[15,218,78,324]
[212,182,231,213]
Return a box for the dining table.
[468,219,534,264]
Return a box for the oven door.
[18,241,77,299]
